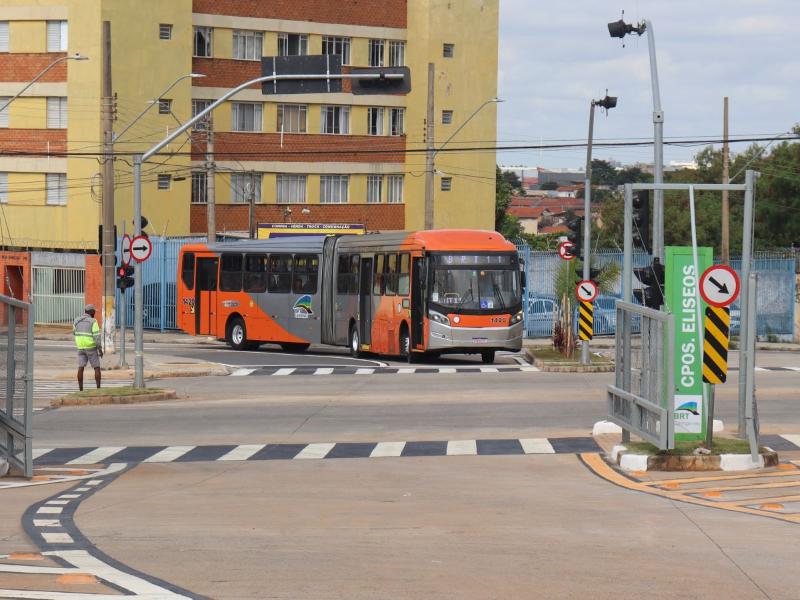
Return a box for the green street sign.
[664,246,713,441]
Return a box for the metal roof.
[207,236,328,253]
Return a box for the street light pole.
[0,54,88,115]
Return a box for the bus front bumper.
[427,321,523,352]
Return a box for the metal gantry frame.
[622,171,759,453]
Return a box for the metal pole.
[581,101,596,365]
[622,184,633,443]
[205,129,215,242]
[744,272,759,460]
[248,171,256,239]
[101,21,116,355]
[721,97,730,264]
[118,222,128,368]
[644,20,664,262]
[133,155,145,388]
[424,62,435,230]
[737,170,755,436]
[24,301,34,477]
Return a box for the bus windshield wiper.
[492,280,506,311]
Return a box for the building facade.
[0,0,499,318]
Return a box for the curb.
[40,366,230,382]
[50,389,178,408]
[525,349,614,373]
[612,444,780,472]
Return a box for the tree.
[590,159,617,185]
[495,166,524,240]
[500,169,524,192]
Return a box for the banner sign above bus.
[257,223,365,239]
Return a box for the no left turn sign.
[120,235,132,266]
[699,265,740,308]
[575,279,598,303]
[558,241,576,261]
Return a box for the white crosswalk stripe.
[143,445,195,463]
[66,446,125,465]
[294,442,336,459]
[273,368,296,376]
[370,441,406,458]
[519,438,556,454]
[217,444,265,461]
[447,440,477,456]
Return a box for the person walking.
[74,304,103,391]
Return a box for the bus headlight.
[428,310,450,326]
[511,311,524,324]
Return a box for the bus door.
[195,257,219,336]
[411,257,425,349]
[359,256,373,345]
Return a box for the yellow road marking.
[683,480,800,494]
[640,466,800,487]
[729,494,800,506]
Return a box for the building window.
[46,173,66,205]
[368,39,384,67]
[277,104,307,133]
[159,24,173,40]
[231,102,262,132]
[46,21,68,52]
[231,173,261,204]
[387,175,404,203]
[157,174,171,190]
[233,30,263,61]
[388,41,405,67]
[276,174,307,204]
[46,97,67,128]
[192,99,213,130]
[320,175,349,204]
[367,175,383,204]
[442,110,453,125]
[443,43,454,58]
[158,99,172,115]
[194,26,213,57]
[0,22,9,53]
[0,172,7,204]
[367,107,384,136]
[441,177,453,192]
[320,105,349,135]
[191,172,207,204]
[390,108,405,136]
[322,36,351,65]
[278,33,308,56]
[0,97,9,128]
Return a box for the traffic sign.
[558,241,576,261]
[699,265,740,308]
[578,301,593,341]
[120,235,132,266]
[702,306,731,384]
[575,280,598,303]
[130,235,152,263]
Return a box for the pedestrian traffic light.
[632,190,650,253]
[633,258,664,309]
[116,265,134,291]
[566,217,583,259]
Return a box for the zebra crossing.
[231,364,540,377]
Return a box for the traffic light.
[633,258,664,309]
[116,265,134,291]
[632,190,650,253]
[566,217,583,259]
[349,66,411,95]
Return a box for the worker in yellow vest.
[73,304,103,391]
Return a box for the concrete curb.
[51,389,178,408]
[40,365,231,382]
[612,444,779,472]
[525,348,614,373]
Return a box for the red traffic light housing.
[116,265,134,291]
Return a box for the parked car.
[526,294,558,337]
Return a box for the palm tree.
[552,258,620,358]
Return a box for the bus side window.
[385,253,398,296]
[337,255,351,295]
[373,254,385,296]
[181,252,195,290]
[349,255,360,294]
[244,254,268,293]
[293,254,319,294]
[398,253,410,296]
[268,254,292,293]
[220,254,243,292]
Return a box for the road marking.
[273,368,295,376]
[41,532,73,545]
[480,367,499,373]
[446,440,477,456]
[31,449,53,460]
[231,368,257,376]
[294,442,336,460]
[355,368,375,375]
[58,494,81,499]
[370,441,406,458]
[782,434,800,447]
[520,438,555,454]
[438,367,457,374]
[143,446,194,463]
[45,500,69,506]
[313,368,335,376]
[217,444,266,461]
[36,506,62,515]
[518,365,540,372]
[396,368,416,374]
[66,447,125,465]
[32,520,60,527]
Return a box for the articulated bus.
[176,230,524,363]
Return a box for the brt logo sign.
[293,295,313,319]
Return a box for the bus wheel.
[227,317,248,351]
[400,329,416,363]
[350,326,363,358]
[280,343,310,353]
[481,350,496,364]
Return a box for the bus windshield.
[430,254,521,312]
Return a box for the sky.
[496,0,800,171]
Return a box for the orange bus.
[176,230,524,363]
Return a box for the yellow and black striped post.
[702,306,731,384]
[578,301,593,341]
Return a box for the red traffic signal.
[116,265,134,291]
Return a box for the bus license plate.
[472,337,489,344]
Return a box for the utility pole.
[248,170,256,239]
[424,62,435,230]
[205,127,216,242]
[100,21,116,354]
[721,96,730,264]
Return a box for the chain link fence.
[0,294,34,478]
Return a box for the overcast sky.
[496,0,800,170]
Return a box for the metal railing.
[607,301,674,450]
[0,294,34,478]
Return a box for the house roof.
[539,224,569,234]
[508,206,545,219]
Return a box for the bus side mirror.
[519,259,527,289]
